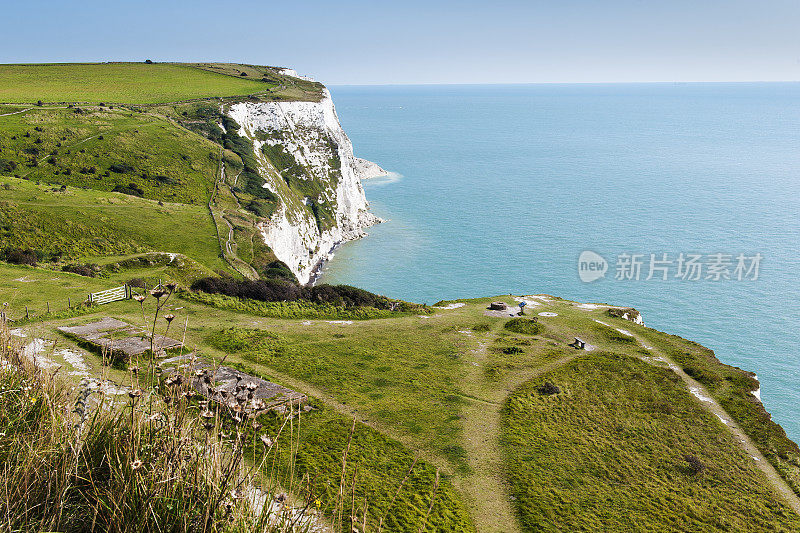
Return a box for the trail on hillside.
[455,328,579,533]
[625,330,800,514]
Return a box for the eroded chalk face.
[578,251,608,282]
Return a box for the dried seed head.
[260,434,273,447]
[200,409,214,419]
[165,281,178,292]
[245,381,257,391]
[164,374,181,386]
[129,366,139,375]
[194,369,205,377]
[131,460,143,471]
[128,389,142,399]
[204,422,214,432]
[164,313,175,323]
[133,294,146,303]
[149,287,167,299]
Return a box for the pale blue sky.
[2,0,799,84]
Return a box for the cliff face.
[226,89,384,284]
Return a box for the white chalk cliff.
[226,89,385,284]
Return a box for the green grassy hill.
[0,62,325,278]
[0,62,323,104]
[3,273,800,531]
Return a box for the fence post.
[25,306,29,320]
[47,301,50,314]
[68,297,71,309]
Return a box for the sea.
[321,83,800,442]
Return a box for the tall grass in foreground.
[0,318,328,533]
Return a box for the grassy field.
[3,275,799,531]
[632,325,800,496]
[0,177,226,270]
[0,63,272,104]
[0,107,220,204]
[502,353,800,531]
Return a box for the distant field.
[0,63,271,104]
[0,176,225,271]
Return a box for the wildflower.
[164,313,175,324]
[245,381,257,391]
[200,409,214,419]
[128,389,142,400]
[165,374,182,386]
[131,460,143,470]
[133,294,146,303]
[260,434,273,447]
[230,402,242,413]
[194,369,205,378]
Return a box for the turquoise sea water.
[322,83,800,442]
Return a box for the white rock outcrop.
[226,89,382,284]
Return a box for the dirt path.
[455,332,579,533]
[0,107,32,117]
[628,332,800,514]
[209,158,258,279]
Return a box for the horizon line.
[327,79,800,87]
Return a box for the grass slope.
[3,271,800,531]
[502,353,800,531]
[0,63,271,104]
[0,177,225,271]
[0,107,220,204]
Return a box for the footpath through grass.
[3,278,800,532]
[502,352,800,531]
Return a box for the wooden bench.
[573,337,586,349]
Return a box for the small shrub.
[537,382,561,395]
[683,454,706,475]
[3,248,38,266]
[504,318,543,336]
[112,183,144,197]
[109,163,134,174]
[502,346,524,355]
[62,263,100,277]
